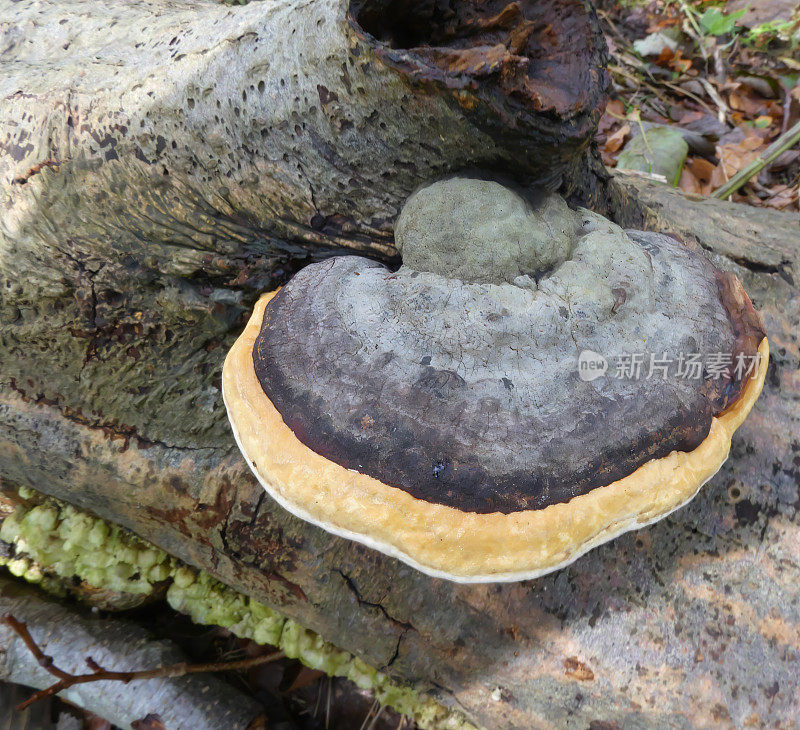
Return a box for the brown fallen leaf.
[764,185,798,210]
[711,134,765,188]
[729,87,769,117]
[605,122,631,153]
[686,157,717,195]
[679,165,702,194]
[669,50,692,73]
[783,86,800,133]
[564,656,595,681]
[599,99,626,133]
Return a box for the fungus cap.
[223,178,768,583]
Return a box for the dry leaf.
[669,50,692,73]
[686,157,717,195]
[677,110,705,125]
[711,135,763,188]
[729,88,768,116]
[604,123,631,153]
[679,166,702,194]
[784,87,800,132]
[654,46,675,67]
[765,185,798,210]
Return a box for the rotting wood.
[1,0,799,727]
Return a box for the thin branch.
[326,675,332,730]
[366,704,386,730]
[698,78,732,125]
[359,698,381,730]
[676,0,705,43]
[599,20,721,121]
[1,614,284,711]
[658,78,720,120]
[713,120,800,199]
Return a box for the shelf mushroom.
[223,178,768,583]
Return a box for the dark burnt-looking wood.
[348,0,609,189]
[0,0,798,726]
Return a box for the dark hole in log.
[349,0,604,116]
[353,0,538,56]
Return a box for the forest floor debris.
[596,0,800,210]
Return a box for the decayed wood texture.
[1,0,798,727]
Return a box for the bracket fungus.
[223,178,768,583]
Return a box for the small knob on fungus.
[394,177,581,284]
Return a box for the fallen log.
[1,0,799,727]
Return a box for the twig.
[325,675,332,730]
[609,63,669,104]
[630,109,654,156]
[366,704,386,730]
[713,120,800,199]
[1,614,284,711]
[698,78,732,125]
[676,0,705,42]
[359,698,380,730]
[614,168,669,184]
[659,78,720,120]
[313,678,323,718]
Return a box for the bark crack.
[696,240,795,284]
[721,253,793,278]
[249,491,267,529]
[384,629,408,671]
[335,569,413,631]
[60,248,104,371]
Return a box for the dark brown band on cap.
[252,246,764,515]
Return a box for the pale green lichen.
[0,493,477,730]
[0,503,171,595]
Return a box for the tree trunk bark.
[1,1,799,728]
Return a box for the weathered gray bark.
[1,0,799,728]
[1,0,607,451]
[0,577,265,729]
